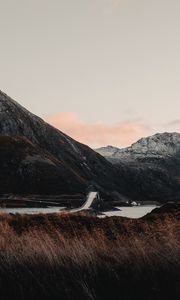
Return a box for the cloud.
[46,112,149,148]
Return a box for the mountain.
[95,145,120,162]
[95,145,120,158]
[0,135,85,195]
[95,133,180,202]
[0,90,127,199]
[1,89,180,203]
[96,133,180,162]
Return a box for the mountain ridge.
[0,90,127,199]
[1,90,180,203]
[95,132,180,161]
[95,133,180,202]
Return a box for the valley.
[0,90,179,300]
[1,90,180,205]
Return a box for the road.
[69,192,98,213]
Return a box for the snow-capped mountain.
[95,145,120,157]
[95,133,180,202]
[95,132,180,163]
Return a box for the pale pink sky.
[47,112,148,147]
[1,0,180,147]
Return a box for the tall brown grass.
[0,205,179,300]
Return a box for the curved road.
[69,192,98,213]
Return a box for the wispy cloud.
[46,112,149,148]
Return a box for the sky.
[1,0,180,147]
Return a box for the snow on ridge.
[95,132,180,159]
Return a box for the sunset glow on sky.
[1,0,180,147]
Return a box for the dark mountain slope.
[0,90,127,197]
[0,135,86,194]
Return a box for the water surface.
[104,206,157,218]
[0,205,157,218]
[0,207,65,215]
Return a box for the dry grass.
[0,205,179,300]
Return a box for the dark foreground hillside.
[0,90,127,199]
[0,204,179,300]
[0,135,86,194]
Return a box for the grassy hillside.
[0,204,179,300]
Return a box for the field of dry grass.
[0,204,179,300]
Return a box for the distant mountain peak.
[95,132,180,159]
[132,132,180,145]
[95,132,180,202]
[95,145,119,157]
[129,132,180,156]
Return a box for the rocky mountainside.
[95,133,180,202]
[95,145,120,158]
[96,132,180,162]
[126,132,180,156]
[0,90,127,199]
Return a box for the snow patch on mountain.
[95,145,120,157]
[95,132,180,161]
